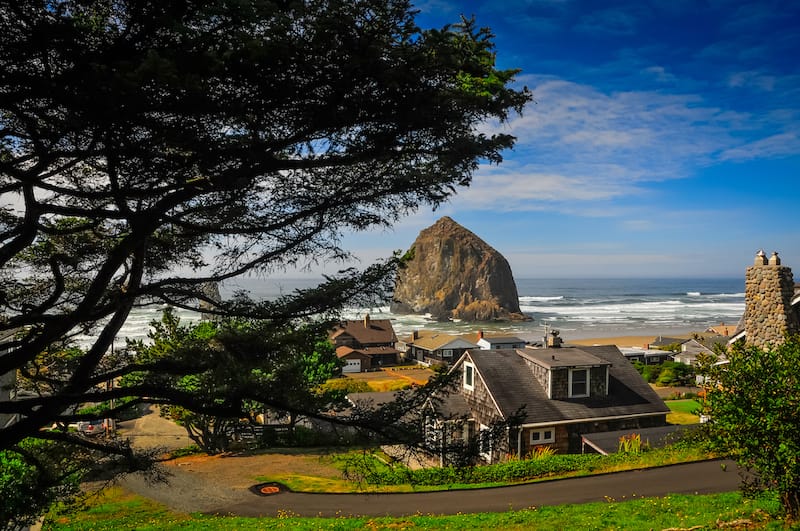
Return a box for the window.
[423,417,440,450]
[463,362,475,390]
[530,428,555,445]
[478,425,492,460]
[569,368,589,398]
[442,349,453,358]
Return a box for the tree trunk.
[781,489,800,522]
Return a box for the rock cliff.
[391,217,526,322]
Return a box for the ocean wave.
[518,296,565,302]
[687,291,701,296]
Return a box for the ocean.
[90,277,745,348]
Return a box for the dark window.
[464,363,474,389]
[570,368,589,397]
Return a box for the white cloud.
[728,70,777,91]
[719,132,800,161]
[458,166,637,209]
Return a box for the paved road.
[131,459,739,518]
[116,409,742,518]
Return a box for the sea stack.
[391,216,527,322]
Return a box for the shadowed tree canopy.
[0,0,530,453]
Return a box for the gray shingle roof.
[465,346,669,425]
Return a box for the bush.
[320,378,371,394]
[354,452,604,486]
[634,361,694,386]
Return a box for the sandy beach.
[566,333,695,348]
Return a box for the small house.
[428,345,669,463]
[330,315,400,372]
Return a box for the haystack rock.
[391,216,527,322]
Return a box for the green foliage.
[1,0,530,454]
[0,439,84,529]
[43,485,787,531]
[633,361,694,386]
[340,450,605,487]
[618,433,650,454]
[699,336,800,520]
[125,309,344,454]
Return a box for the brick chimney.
[744,250,800,349]
[477,330,483,340]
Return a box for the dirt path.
[117,404,192,451]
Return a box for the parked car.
[74,420,105,436]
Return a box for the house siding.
[461,363,501,429]
[520,357,549,394]
[548,365,607,399]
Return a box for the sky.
[318,0,800,279]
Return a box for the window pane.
[572,369,588,396]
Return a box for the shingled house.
[330,315,400,373]
[427,345,669,462]
[400,331,479,365]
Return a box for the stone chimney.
[744,250,800,349]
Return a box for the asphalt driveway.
[122,459,741,518]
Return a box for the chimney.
[363,314,370,328]
[744,250,800,349]
[477,330,483,340]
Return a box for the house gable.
[460,346,668,427]
[330,315,397,349]
[449,351,505,426]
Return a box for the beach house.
[330,315,400,372]
[425,344,669,463]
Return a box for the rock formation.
[391,216,527,322]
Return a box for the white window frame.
[530,427,555,445]
[478,424,492,461]
[442,348,453,358]
[463,362,475,390]
[569,368,590,398]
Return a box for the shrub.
[321,378,371,394]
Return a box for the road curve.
[204,459,741,518]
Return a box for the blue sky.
[327,0,800,278]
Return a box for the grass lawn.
[666,399,702,424]
[43,487,795,530]
[344,367,434,391]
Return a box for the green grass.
[666,399,701,424]
[254,444,713,493]
[43,487,796,530]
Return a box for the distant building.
[462,330,526,350]
[400,331,478,365]
[330,315,400,372]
